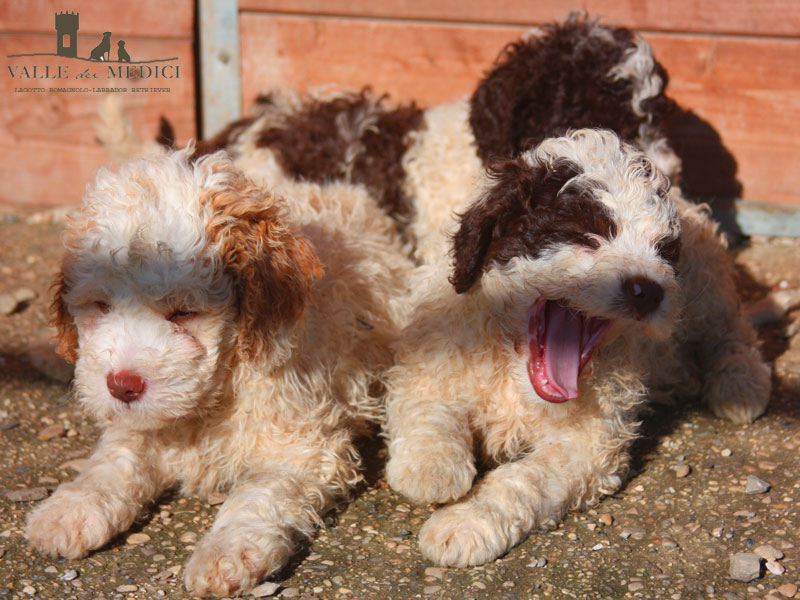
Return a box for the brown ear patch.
[50,270,79,363]
[203,168,323,360]
[450,157,617,294]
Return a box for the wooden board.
[239,12,800,205]
[0,36,196,206]
[0,0,193,39]
[240,0,800,37]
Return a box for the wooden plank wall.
[238,1,800,207]
[0,0,196,207]
[1,2,798,209]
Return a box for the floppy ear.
[203,165,323,361]
[50,270,78,363]
[450,159,537,294]
[450,157,584,294]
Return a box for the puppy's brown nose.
[622,276,664,320]
[106,370,146,403]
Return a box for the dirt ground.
[0,206,798,600]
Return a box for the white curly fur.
[385,130,771,568]
[25,148,412,596]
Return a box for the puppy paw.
[386,439,476,505]
[418,502,514,567]
[184,528,293,597]
[704,345,771,424]
[26,487,122,559]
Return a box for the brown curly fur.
[469,13,674,164]
[202,169,324,361]
[254,90,424,219]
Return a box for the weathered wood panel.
[239,0,800,37]
[0,0,193,38]
[239,13,800,205]
[0,36,196,206]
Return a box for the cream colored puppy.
[25,148,411,596]
[384,130,771,567]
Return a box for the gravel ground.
[0,206,798,600]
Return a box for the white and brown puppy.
[384,129,771,568]
[25,148,411,596]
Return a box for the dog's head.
[52,149,322,429]
[451,129,680,403]
[469,14,675,176]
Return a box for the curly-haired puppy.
[384,129,771,568]
[25,149,411,596]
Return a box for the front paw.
[184,528,293,597]
[26,486,122,559]
[418,502,514,568]
[704,345,771,424]
[386,438,476,505]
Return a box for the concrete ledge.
[711,199,800,238]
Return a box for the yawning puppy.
[25,148,411,596]
[384,129,770,567]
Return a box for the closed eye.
[167,310,197,325]
[94,301,111,314]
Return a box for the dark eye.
[656,235,681,267]
[167,310,197,325]
[94,301,110,314]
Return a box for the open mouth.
[527,298,610,403]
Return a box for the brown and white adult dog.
[383,129,771,567]
[25,148,411,596]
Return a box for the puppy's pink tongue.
[540,303,582,400]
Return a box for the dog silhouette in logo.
[89,32,112,61]
[117,40,131,62]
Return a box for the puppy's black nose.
[106,370,147,403]
[622,276,664,320]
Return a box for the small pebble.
[765,561,785,575]
[755,545,784,562]
[22,586,35,595]
[207,492,227,505]
[527,557,547,568]
[620,530,632,539]
[5,487,48,502]
[280,588,300,598]
[126,533,151,545]
[778,584,798,598]
[423,586,442,595]
[38,424,66,441]
[424,567,446,579]
[674,464,691,478]
[116,584,138,593]
[746,475,771,495]
[599,513,613,526]
[721,448,733,457]
[661,538,679,548]
[729,553,762,582]
[0,287,36,315]
[249,581,280,597]
[44,566,57,574]
[629,582,644,592]
[179,532,198,544]
[61,569,79,581]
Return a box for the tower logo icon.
[55,11,79,58]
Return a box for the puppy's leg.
[385,391,476,505]
[26,435,163,558]
[418,425,628,567]
[676,199,771,423]
[184,445,359,596]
